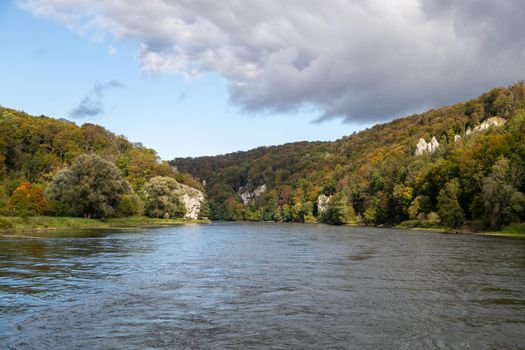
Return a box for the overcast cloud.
[21,0,525,123]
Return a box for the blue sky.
[0,1,364,159]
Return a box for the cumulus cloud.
[70,80,123,118]
[21,0,525,123]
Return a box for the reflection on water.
[1,223,524,349]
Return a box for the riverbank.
[0,216,209,233]
[396,222,525,238]
[481,223,525,238]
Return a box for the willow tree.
[47,154,131,218]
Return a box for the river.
[1,223,524,349]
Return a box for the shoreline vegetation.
[0,216,210,234]
[395,223,525,238]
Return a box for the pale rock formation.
[415,137,440,156]
[239,184,267,205]
[178,183,205,220]
[415,138,429,156]
[415,117,505,156]
[429,137,439,153]
[317,194,332,213]
[473,117,506,132]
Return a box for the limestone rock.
[474,117,506,132]
[239,184,267,205]
[454,135,461,142]
[415,137,439,156]
[178,183,205,220]
[429,137,439,153]
[317,194,332,213]
[415,138,429,156]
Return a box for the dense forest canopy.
[173,83,525,230]
[0,107,203,218]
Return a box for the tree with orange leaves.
[9,182,48,216]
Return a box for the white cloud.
[19,0,525,122]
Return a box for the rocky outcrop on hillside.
[317,194,332,213]
[178,183,205,219]
[474,117,506,132]
[239,184,267,205]
[415,136,440,156]
[416,117,507,155]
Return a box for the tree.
[143,176,186,218]
[117,193,143,217]
[482,157,525,229]
[392,184,413,219]
[437,179,465,228]
[320,194,350,225]
[9,181,47,216]
[47,154,131,218]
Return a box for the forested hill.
[173,83,525,230]
[0,107,203,216]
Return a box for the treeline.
[173,83,525,230]
[0,107,204,219]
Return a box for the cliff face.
[238,184,267,205]
[178,183,205,220]
[317,194,332,214]
[415,137,440,156]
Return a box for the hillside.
[0,107,204,218]
[173,83,525,230]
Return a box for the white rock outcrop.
[429,137,439,152]
[239,184,267,205]
[317,194,332,213]
[178,183,205,220]
[415,136,440,156]
[415,117,506,156]
[473,117,506,132]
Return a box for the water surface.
[1,223,524,349]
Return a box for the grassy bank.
[482,223,525,238]
[0,216,209,233]
[395,221,525,238]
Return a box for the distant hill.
[173,83,525,230]
[0,107,203,214]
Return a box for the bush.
[0,216,14,230]
[117,193,144,217]
[47,154,131,218]
[143,176,186,219]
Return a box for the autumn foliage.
[9,182,47,216]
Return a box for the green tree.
[143,176,186,218]
[437,179,465,228]
[117,193,143,217]
[47,154,131,218]
[321,194,350,225]
[482,157,525,229]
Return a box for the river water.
[1,223,524,349]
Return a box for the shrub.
[143,176,186,219]
[47,154,131,218]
